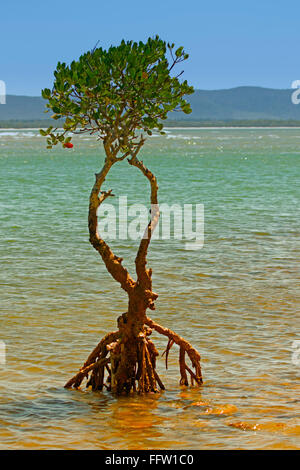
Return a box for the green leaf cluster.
[40,36,194,153]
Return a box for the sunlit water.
[0,128,299,450]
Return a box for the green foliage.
[40,36,194,151]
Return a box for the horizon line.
[4,85,296,99]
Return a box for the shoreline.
[1,126,300,131]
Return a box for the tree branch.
[128,148,159,289]
[88,153,136,293]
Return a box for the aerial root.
[145,316,203,386]
[64,357,110,389]
[179,347,189,386]
[64,316,202,392]
[136,338,159,393]
[82,330,120,369]
[162,338,175,370]
[64,330,119,389]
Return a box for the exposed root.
[64,357,110,389]
[64,330,119,389]
[162,338,175,370]
[179,347,188,386]
[82,330,120,369]
[145,316,203,386]
[65,316,202,392]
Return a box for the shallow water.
[0,128,299,449]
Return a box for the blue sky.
[0,0,299,95]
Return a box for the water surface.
[0,128,299,449]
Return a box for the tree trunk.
[65,140,203,394]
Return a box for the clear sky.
[1,0,299,95]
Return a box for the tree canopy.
[40,36,194,152]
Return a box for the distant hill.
[173,86,300,121]
[0,95,48,121]
[0,87,300,126]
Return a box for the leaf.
[175,47,184,58]
[41,88,51,99]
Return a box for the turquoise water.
[0,128,299,449]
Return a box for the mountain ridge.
[0,86,299,122]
